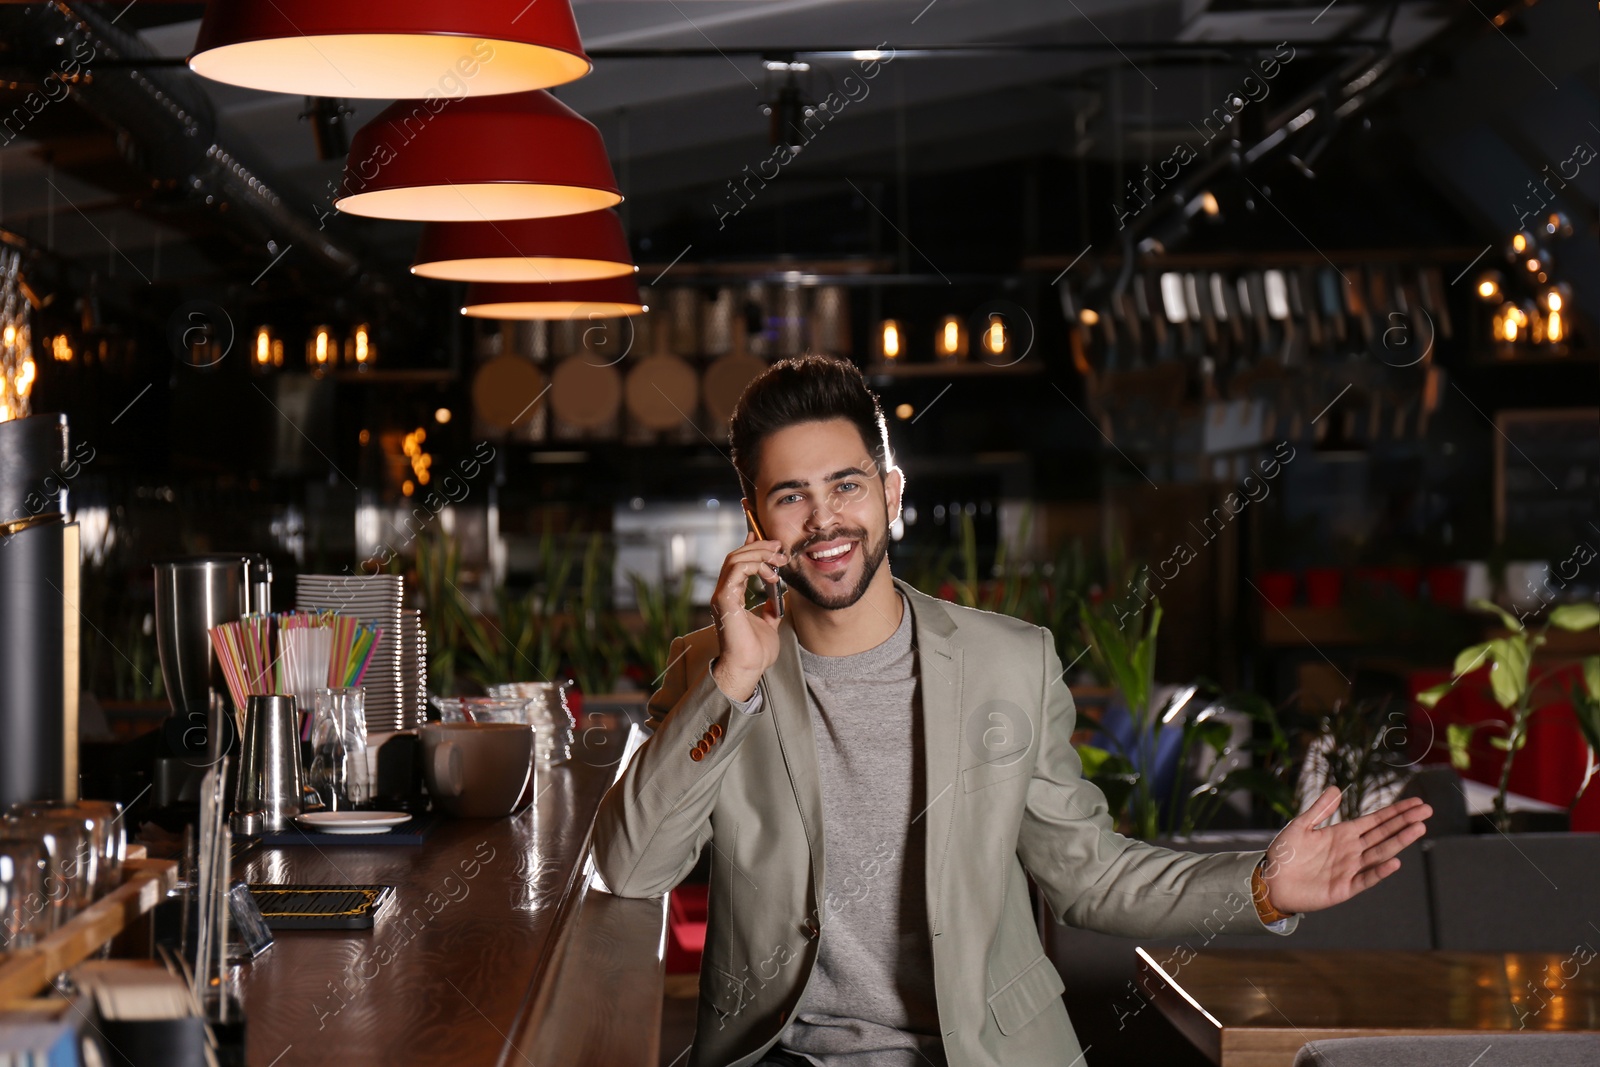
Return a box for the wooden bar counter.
[233,742,667,1067]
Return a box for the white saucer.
[294,811,413,834]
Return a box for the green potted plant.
[1077,596,1165,839]
[1417,600,1600,834]
[628,567,698,682]
[563,532,628,697]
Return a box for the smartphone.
[741,501,785,618]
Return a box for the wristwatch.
[1251,856,1293,924]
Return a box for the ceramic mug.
[420,723,532,818]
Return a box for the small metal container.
[232,694,303,834]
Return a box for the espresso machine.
[152,554,271,804]
[0,413,80,809]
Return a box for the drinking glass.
[486,682,575,765]
[11,800,124,897]
[0,839,47,951]
[0,810,93,927]
[308,686,370,810]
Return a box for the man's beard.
[780,523,890,611]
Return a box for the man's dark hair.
[728,355,893,499]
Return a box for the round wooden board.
[703,353,766,427]
[471,356,546,429]
[550,356,623,428]
[624,355,699,430]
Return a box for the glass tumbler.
[309,686,370,810]
[0,810,94,928]
[0,839,47,951]
[11,799,124,898]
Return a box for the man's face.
[749,418,900,611]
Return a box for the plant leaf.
[1470,597,1524,633]
[1584,656,1600,703]
[1486,637,1528,709]
[1075,743,1117,779]
[1549,603,1600,632]
[1452,642,1493,677]
[1189,718,1234,757]
[1445,722,1479,770]
[1416,681,1454,709]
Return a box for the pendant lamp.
[334,91,621,221]
[189,0,590,99]
[413,210,635,283]
[461,278,648,320]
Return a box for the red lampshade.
[413,210,635,283]
[334,91,621,222]
[189,0,590,98]
[461,278,648,320]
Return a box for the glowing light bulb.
[255,328,271,365]
[1477,279,1497,300]
[1547,310,1563,343]
[435,407,452,424]
[983,315,1006,355]
[880,320,901,360]
[1079,308,1100,326]
[2,325,13,346]
[1512,233,1528,253]
[1546,292,1562,312]
[895,403,914,420]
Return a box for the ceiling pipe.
[2,2,364,283]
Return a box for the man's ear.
[884,466,904,522]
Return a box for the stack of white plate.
[294,575,427,733]
[401,609,425,728]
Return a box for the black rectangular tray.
[248,883,396,930]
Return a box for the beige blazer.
[592,578,1294,1067]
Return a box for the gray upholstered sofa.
[1291,1034,1600,1065]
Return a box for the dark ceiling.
[0,1,1592,361]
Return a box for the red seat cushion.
[665,883,709,973]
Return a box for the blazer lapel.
[898,579,962,938]
[763,614,826,907]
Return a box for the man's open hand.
[1261,786,1433,915]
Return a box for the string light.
[0,250,35,421]
[402,427,433,487]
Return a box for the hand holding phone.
[741,502,785,618]
[709,507,786,701]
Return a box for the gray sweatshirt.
[734,593,944,1066]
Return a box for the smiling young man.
[592,355,1432,1067]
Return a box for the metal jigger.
[232,694,303,835]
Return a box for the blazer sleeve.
[590,636,764,898]
[1016,627,1298,938]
